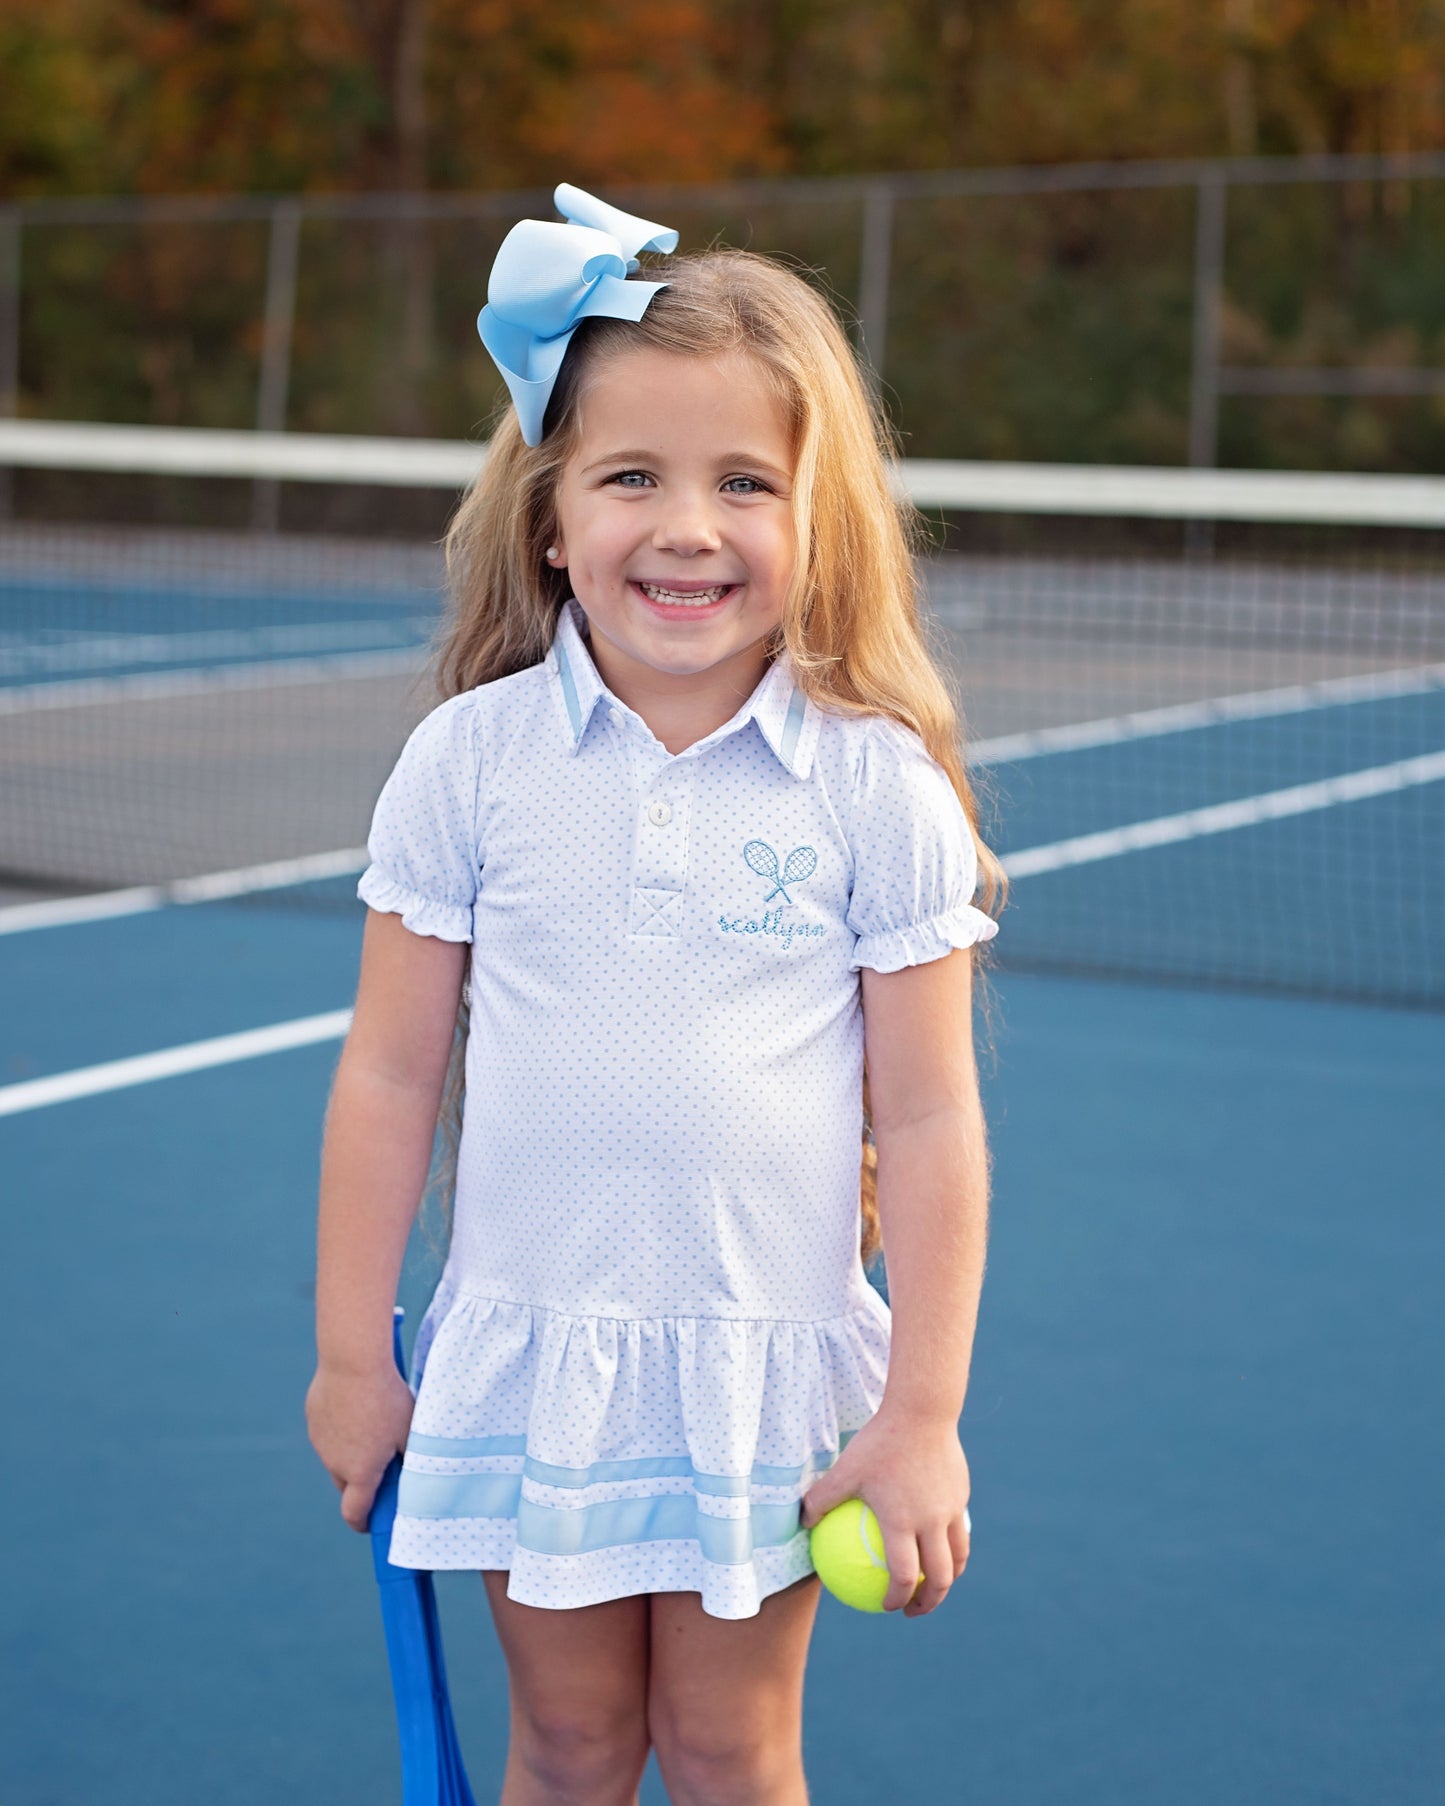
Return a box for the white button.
[646,801,673,827]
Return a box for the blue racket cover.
[368,1307,477,1806]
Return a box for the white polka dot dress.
[358,601,997,1618]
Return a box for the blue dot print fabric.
[358,600,997,1618]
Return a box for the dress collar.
[548,599,817,779]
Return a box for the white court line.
[971,661,1445,765]
[0,847,368,935]
[0,616,433,680]
[3,644,1434,921]
[0,1010,353,1118]
[1001,748,1445,878]
[0,645,427,713]
[3,748,1443,1113]
[4,726,1444,938]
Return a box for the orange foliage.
[0,0,785,196]
[4,0,1445,198]
[434,0,785,187]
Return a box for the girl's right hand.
[305,1363,417,1533]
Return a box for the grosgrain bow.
[477,183,679,445]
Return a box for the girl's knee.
[487,1576,650,1796]
[511,1694,649,1799]
[649,1701,801,1803]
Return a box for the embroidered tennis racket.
[743,840,818,904]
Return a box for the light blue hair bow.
[478,183,679,446]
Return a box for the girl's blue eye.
[723,476,768,495]
[610,470,653,488]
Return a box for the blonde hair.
[430,249,1002,1265]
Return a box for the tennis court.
[2,458,1441,1802]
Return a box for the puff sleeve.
[356,693,482,942]
[845,718,999,974]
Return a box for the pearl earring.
[545,546,559,561]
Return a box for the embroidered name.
[717,906,826,949]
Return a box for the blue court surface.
[2,887,1441,1804]
[0,573,432,691]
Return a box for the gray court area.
[0,671,428,892]
[931,552,1445,735]
[4,525,1443,906]
[0,526,443,897]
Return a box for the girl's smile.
[634,580,736,606]
[550,346,797,745]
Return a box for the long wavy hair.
[426,248,1002,1266]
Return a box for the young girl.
[307,184,1001,1805]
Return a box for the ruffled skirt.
[388,1273,892,1619]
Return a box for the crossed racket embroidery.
[743,839,818,904]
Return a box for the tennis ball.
[809,1499,919,1613]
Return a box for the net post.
[858,180,894,386]
[0,207,19,520]
[253,199,302,532]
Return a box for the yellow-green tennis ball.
[810,1499,917,1613]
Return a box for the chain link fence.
[4,152,1445,513]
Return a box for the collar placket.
[625,732,694,944]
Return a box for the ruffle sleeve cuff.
[849,903,999,974]
[357,864,474,942]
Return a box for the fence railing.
[4,150,1445,480]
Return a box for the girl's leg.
[483,1570,652,1805]
[647,1574,822,1806]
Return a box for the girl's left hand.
[798,1408,971,1617]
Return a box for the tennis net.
[2,421,1442,1007]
